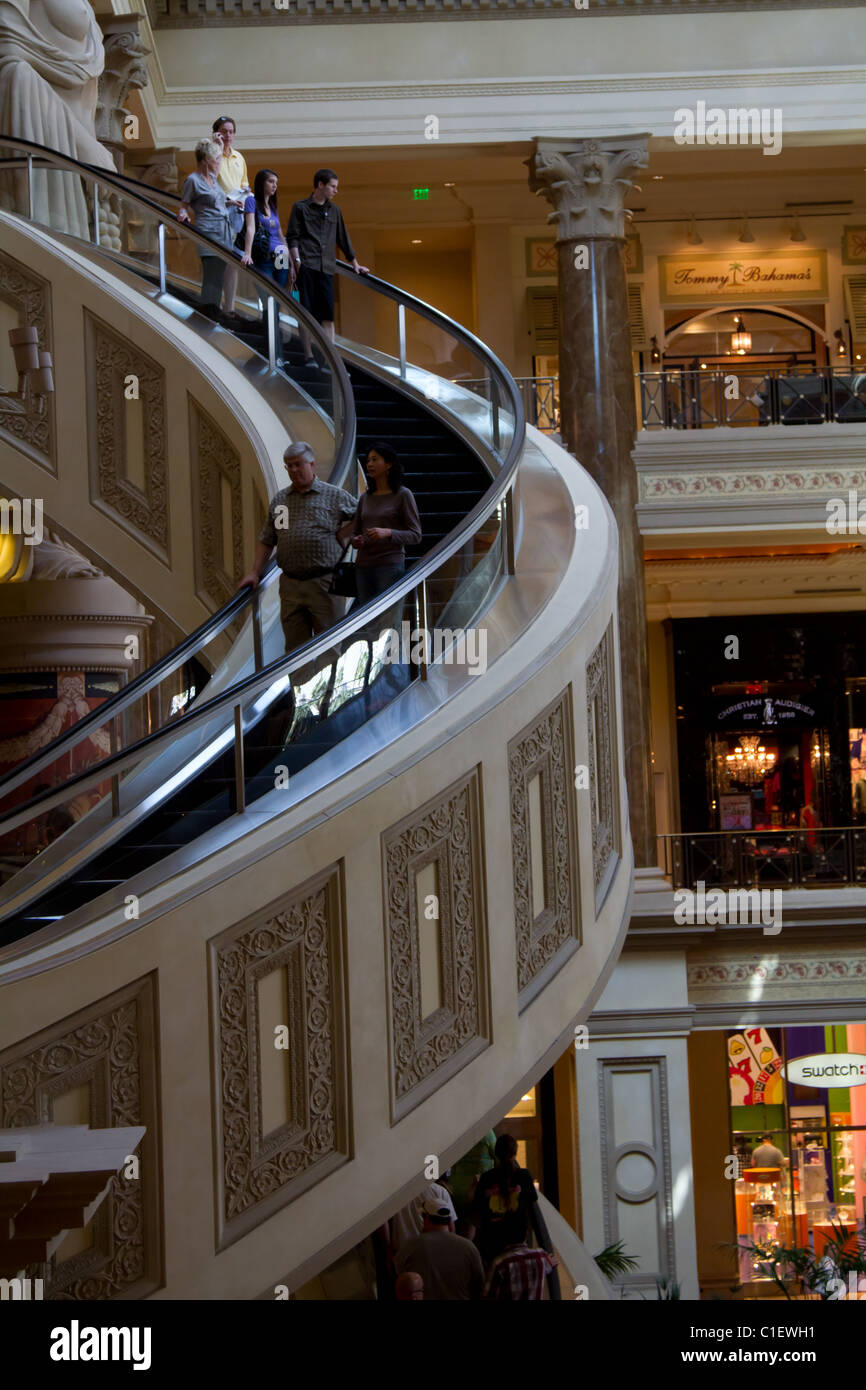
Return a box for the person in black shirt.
[466,1133,555,1269]
[286,169,368,368]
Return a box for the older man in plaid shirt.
[483,1215,559,1301]
[239,440,357,681]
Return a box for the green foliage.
[594,1240,640,1279]
[731,1224,866,1301]
[656,1277,681,1300]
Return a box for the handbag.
[329,542,357,598]
[329,496,362,597]
[233,206,270,266]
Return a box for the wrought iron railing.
[638,367,866,430]
[464,376,558,434]
[658,827,866,892]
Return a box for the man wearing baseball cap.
[393,1194,484,1301]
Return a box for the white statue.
[0,0,115,233]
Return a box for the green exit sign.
[413,188,430,201]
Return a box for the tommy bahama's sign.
[658,249,827,305]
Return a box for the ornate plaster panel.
[84,311,168,560]
[0,974,162,1299]
[209,864,350,1249]
[190,398,244,610]
[0,249,54,469]
[508,688,580,1009]
[586,624,621,913]
[382,768,490,1122]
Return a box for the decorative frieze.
[508,689,580,1009]
[0,974,162,1299]
[209,865,350,1248]
[382,769,490,1121]
[149,0,844,26]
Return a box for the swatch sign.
[783,1053,866,1088]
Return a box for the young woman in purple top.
[240,169,293,291]
[347,443,422,611]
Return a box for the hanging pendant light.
[686,214,703,246]
[731,316,752,354]
[789,215,807,243]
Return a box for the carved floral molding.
[0,974,162,1300]
[688,951,866,1003]
[509,689,580,1008]
[639,465,866,503]
[382,768,490,1121]
[0,249,54,469]
[190,398,244,610]
[85,311,169,560]
[209,865,350,1248]
[586,623,621,912]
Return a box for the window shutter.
[843,274,866,352]
[527,287,558,352]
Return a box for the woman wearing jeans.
[240,169,292,290]
[346,443,422,628]
[178,139,234,319]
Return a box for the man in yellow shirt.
[212,115,250,316]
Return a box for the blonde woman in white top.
[212,115,250,317]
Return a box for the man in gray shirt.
[239,441,356,682]
[751,1133,789,1170]
[394,1196,484,1301]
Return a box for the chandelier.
[725,736,776,785]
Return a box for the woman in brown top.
[347,443,422,611]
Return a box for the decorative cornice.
[150,0,866,27]
[145,66,866,109]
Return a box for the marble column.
[529,135,656,869]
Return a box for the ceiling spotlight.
[738,216,755,244]
[789,215,807,243]
[652,174,664,181]
[835,328,848,358]
[444,182,455,188]
[686,215,703,246]
[411,238,422,245]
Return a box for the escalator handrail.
[0,134,357,483]
[0,564,278,802]
[0,136,525,825]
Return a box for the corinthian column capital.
[528,135,650,241]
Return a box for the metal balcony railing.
[638,367,866,430]
[658,827,866,892]
[464,376,558,434]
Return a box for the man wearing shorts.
[287,169,368,368]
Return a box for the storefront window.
[728,1023,866,1293]
[673,615,863,838]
